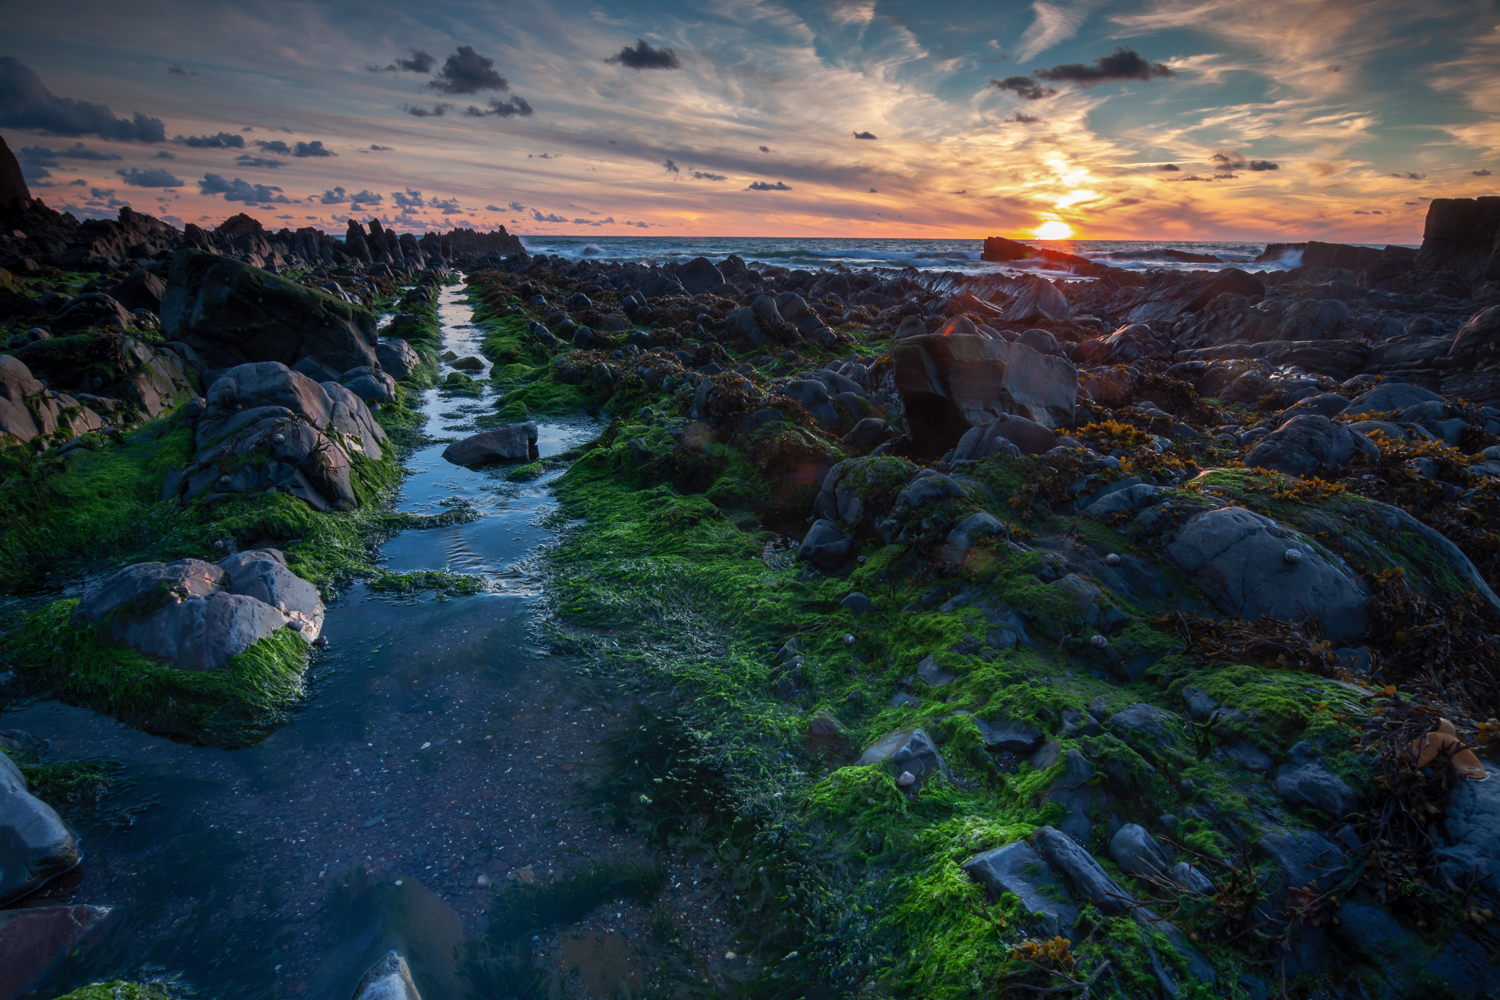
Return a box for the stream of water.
[2,286,646,999]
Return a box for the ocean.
[507,236,1400,276]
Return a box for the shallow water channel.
[4,287,736,999]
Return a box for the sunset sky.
[2,0,1497,242]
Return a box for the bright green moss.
[47,983,174,1000]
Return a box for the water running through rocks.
[4,285,738,1000]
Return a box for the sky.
[1,0,1497,243]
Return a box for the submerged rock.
[0,903,112,1000]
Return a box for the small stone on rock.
[1090,635,1108,648]
[897,770,917,788]
[1106,553,1122,566]
[1285,547,1304,564]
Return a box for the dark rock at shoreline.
[0,904,111,1000]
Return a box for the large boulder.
[219,548,324,639]
[376,339,424,380]
[0,355,106,445]
[178,362,386,510]
[73,558,225,624]
[1449,306,1500,365]
[1341,381,1443,416]
[1000,274,1070,323]
[441,423,538,466]
[962,841,1079,935]
[107,269,167,314]
[1244,414,1378,477]
[0,750,81,905]
[1075,323,1172,365]
[13,334,197,421]
[1436,760,1500,911]
[1165,507,1370,641]
[678,256,725,296]
[797,518,851,570]
[81,582,286,671]
[893,332,1077,456]
[161,249,379,372]
[71,554,319,669]
[51,293,136,332]
[953,414,1053,459]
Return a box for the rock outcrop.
[893,332,1077,456]
[72,548,321,670]
[161,249,380,373]
[166,361,386,510]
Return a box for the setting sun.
[1032,220,1075,240]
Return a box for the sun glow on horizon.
[1032,220,1075,240]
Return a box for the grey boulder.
[442,423,539,466]
[953,414,1052,459]
[1341,381,1443,416]
[1109,823,1171,878]
[855,728,951,787]
[798,518,851,570]
[1273,746,1360,819]
[1165,507,1369,641]
[376,339,424,380]
[219,549,324,639]
[1244,414,1377,477]
[1449,305,1500,365]
[1436,762,1500,909]
[892,332,1078,455]
[0,750,81,905]
[102,591,287,672]
[962,841,1079,935]
[339,366,398,405]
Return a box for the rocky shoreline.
[3,133,1500,1000]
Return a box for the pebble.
[1106,553,1122,566]
[1285,547,1304,564]
[897,770,917,788]
[1090,635,1108,648]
